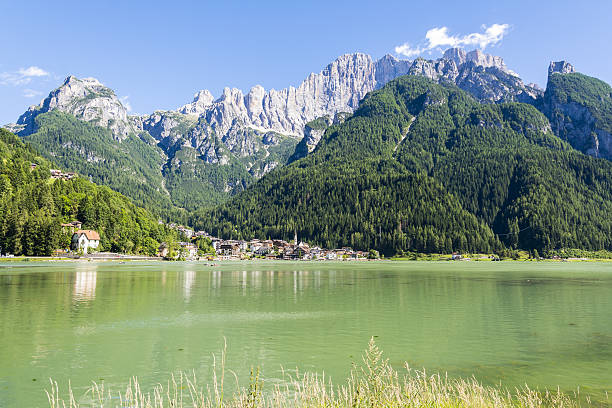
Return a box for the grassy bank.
[46,340,605,408]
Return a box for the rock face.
[407,49,542,103]
[167,47,542,161]
[288,115,332,163]
[12,76,135,140]
[541,61,612,159]
[178,53,380,139]
[179,90,215,115]
[374,54,413,86]
[548,61,575,75]
[443,48,507,71]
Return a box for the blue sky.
[1,0,611,124]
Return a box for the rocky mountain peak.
[442,48,467,65]
[179,90,214,115]
[374,54,412,86]
[442,47,507,72]
[11,75,134,140]
[63,75,103,87]
[548,61,575,76]
[171,52,381,140]
[323,52,373,73]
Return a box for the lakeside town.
[6,220,374,261]
[140,222,373,261]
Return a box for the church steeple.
[294,230,298,246]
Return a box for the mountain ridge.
[4,47,612,216]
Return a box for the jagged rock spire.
[548,61,575,76]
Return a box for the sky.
[1,0,611,124]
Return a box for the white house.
[179,242,198,259]
[71,230,100,254]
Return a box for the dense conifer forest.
[0,128,178,256]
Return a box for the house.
[158,243,169,258]
[211,238,223,251]
[179,242,198,258]
[334,249,347,258]
[50,169,78,180]
[294,246,310,259]
[250,242,263,253]
[218,243,240,256]
[71,230,100,254]
[253,242,274,255]
[177,226,194,239]
[273,239,288,249]
[61,220,82,234]
[284,245,310,260]
[158,242,198,259]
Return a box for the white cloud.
[120,95,132,112]
[18,66,49,77]
[395,24,510,58]
[394,44,425,58]
[23,89,43,98]
[0,66,50,86]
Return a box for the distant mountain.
[408,48,543,103]
[4,47,612,219]
[7,76,136,140]
[169,48,541,144]
[192,76,612,255]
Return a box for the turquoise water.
[0,260,610,406]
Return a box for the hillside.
[540,65,612,159]
[192,76,612,255]
[20,110,177,214]
[0,128,178,256]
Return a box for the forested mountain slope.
[192,76,612,255]
[20,110,176,214]
[539,63,612,160]
[0,128,178,256]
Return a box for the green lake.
[0,261,611,406]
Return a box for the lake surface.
[0,260,611,406]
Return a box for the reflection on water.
[183,269,196,299]
[73,264,97,302]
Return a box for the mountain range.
[8,48,597,212]
[3,47,612,255]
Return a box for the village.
[158,224,372,261]
[52,221,373,261]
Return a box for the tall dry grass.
[46,339,606,408]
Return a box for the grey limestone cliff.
[10,76,135,140]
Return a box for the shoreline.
[1,256,612,263]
